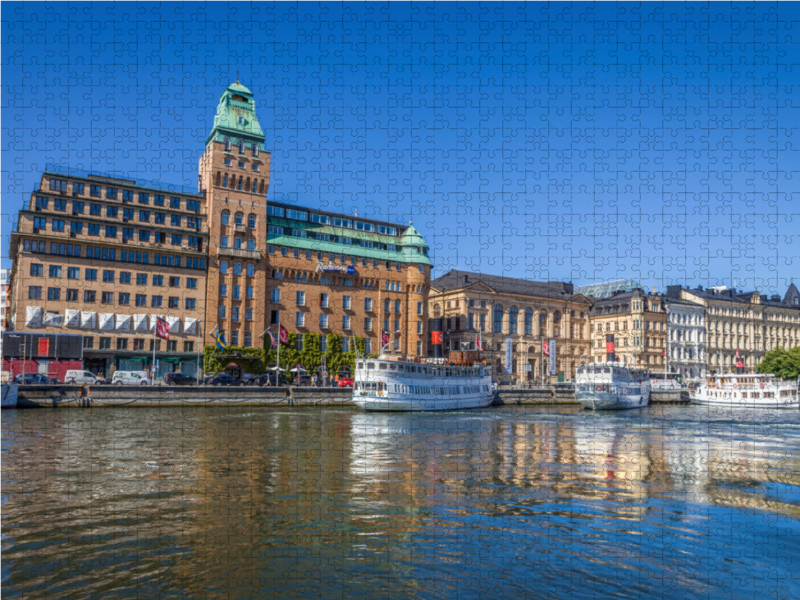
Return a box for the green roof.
[206,81,265,147]
[267,216,433,265]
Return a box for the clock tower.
[199,81,271,350]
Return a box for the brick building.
[5,81,434,377]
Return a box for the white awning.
[98,313,115,330]
[80,311,96,329]
[184,318,198,335]
[65,309,80,328]
[115,314,131,332]
[166,315,181,333]
[43,311,63,327]
[133,314,148,332]
[149,315,164,331]
[25,306,43,328]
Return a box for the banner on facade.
[549,340,556,375]
[505,338,513,374]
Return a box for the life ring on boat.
[733,383,738,389]
[595,385,603,392]
[760,382,765,389]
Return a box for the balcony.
[216,246,260,259]
[234,224,247,233]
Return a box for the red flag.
[477,333,483,352]
[279,325,289,345]
[542,340,549,356]
[381,330,390,346]
[156,317,169,340]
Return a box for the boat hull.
[1,383,19,409]
[690,396,799,409]
[353,392,494,412]
[576,392,649,410]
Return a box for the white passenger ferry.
[575,362,651,410]
[649,371,682,391]
[690,373,798,408]
[353,355,494,411]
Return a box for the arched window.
[237,178,243,191]
[220,260,228,274]
[234,212,243,225]
[237,140,244,154]
[493,304,503,333]
[524,307,533,335]
[223,174,228,188]
[224,137,231,151]
[395,300,401,314]
[433,304,441,318]
[246,264,255,277]
[539,310,547,336]
[221,210,230,225]
[233,262,242,275]
[251,143,259,157]
[252,180,258,193]
[248,214,256,229]
[509,306,518,334]
[553,311,562,336]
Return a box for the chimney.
[464,275,469,285]
[652,286,656,294]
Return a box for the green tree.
[756,346,800,380]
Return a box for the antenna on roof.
[236,69,239,84]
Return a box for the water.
[3,404,800,599]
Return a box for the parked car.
[164,372,198,386]
[64,370,106,385]
[295,374,314,387]
[15,373,60,385]
[337,377,355,388]
[204,373,243,387]
[112,370,152,386]
[248,374,278,386]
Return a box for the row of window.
[84,337,194,352]
[222,158,260,172]
[216,173,266,194]
[29,264,197,288]
[266,205,398,236]
[216,306,253,322]
[220,236,257,251]
[220,211,256,228]
[47,180,201,211]
[269,245,425,274]
[33,218,202,247]
[270,226,402,252]
[294,313,419,333]
[269,290,423,315]
[23,240,207,270]
[223,138,261,157]
[36,198,203,228]
[28,286,196,309]
[219,284,255,300]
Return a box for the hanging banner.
[549,339,556,375]
[505,338,513,374]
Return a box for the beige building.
[677,284,800,372]
[588,289,668,369]
[428,270,591,382]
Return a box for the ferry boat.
[352,355,494,411]
[690,372,799,408]
[575,362,651,410]
[649,371,682,391]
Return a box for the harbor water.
[3,404,800,599]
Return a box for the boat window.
[390,365,397,372]
[398,365,404,372]
[379,363,387,370]
[367,362,375,370]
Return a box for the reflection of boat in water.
[691,373,799,408]
[575,362,650,410]
[1,382,18,409]
[352,356,494,411]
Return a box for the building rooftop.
[42,163,201,197]
[574,278,641,299]
[432,270,578,299]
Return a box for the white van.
[65,370,107,385]
[112,371,152,386]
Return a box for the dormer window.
[251,143,259,158]
[224,137,231,151]
[238,140,244,154]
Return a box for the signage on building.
[549,340,556,375]
[315,261,355,275]
[504,338,513,374]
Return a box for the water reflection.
[3,405,800,599]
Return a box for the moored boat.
[352,355,494,411]
[1,381,19,409]
[690,373,798,408]
[575,362,651,410]
[649,371,682,391]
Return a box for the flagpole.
[152,319,157,382]
[277,313,281,382]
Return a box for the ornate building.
[588,289,668,369]
[428,270,591,382]
[663,294,706,382]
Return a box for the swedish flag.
[216,331,228,351]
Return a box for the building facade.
[428,270,592,382]
[663,295,706,382]
[588,289,668,369]
[677,284,800,373]
[5,81,434,377]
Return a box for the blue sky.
[2,2,799,295]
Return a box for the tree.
[756,346,800,380]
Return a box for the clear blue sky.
[3,2,799,295]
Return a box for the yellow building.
[428,270,591,382]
